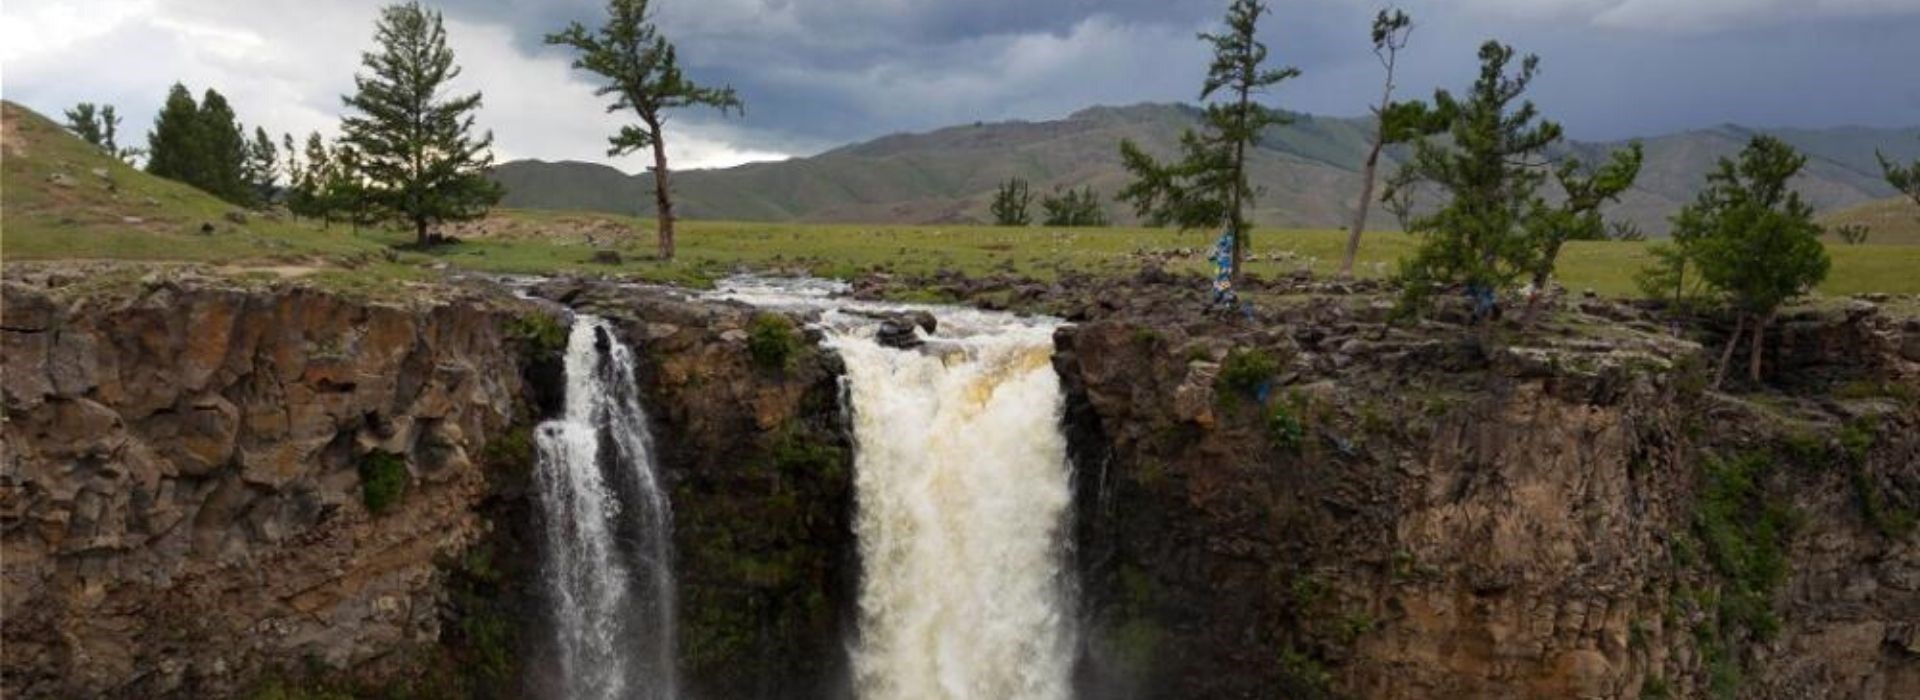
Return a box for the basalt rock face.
[0,273,543,698]
[544,282,859,700]
[1056,293,1919,700]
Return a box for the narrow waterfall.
[826,314,1077,700]
[533,316,679,700]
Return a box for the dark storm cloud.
[430,0,1920,147]
[6,0,1916,171]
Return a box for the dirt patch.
[215,264,321,279]
[2,103,29,158]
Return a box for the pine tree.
[1879,137,1920,217]
[1118,0,1299,282]
[1340,8,1415,277]
[290,132,334,224]
[146,84,203,184]
[991,178,1033,226]
[1674,136,1830,386]
[547,0,743,261]
[196,89,253,205]
[1041,186,1108,227]
[1524,143,1643,295]
[99,105,138,163]
[245,127,280,204]
[341,2,502,246]
[63,103,108,151]
[1393,41,1563,313]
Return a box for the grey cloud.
[4,0,1916,174]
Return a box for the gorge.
[2,265,1917,699]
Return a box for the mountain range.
[491,103,1920,236]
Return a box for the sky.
[4,0,1918,172]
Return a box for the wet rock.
[877,318,923,349]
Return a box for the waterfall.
[825,313,1077,700]
[534,316,679,700]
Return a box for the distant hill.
[493,103,1920,236]
[1820,195,1920,246]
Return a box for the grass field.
[389,210,1920,298]
[6,100,1918,298]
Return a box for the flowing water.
[712,279,1078,700]
[534,316,679,700]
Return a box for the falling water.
[534,316,679,700]
[711,278,1078,700]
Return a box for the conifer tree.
[991,178,1033,226]
[1671,136,1830,385]
[196,89,252,205]
[1118,0,1299,282]
[1041,186,1108,227]
[1879,137,1920,217]
[341,2,502,246]
[547,0,743,260]
[1524,143,1643,294]
[245,127,280,204]
[100,105,139,163]
[1340,8,1415,277]
[1393,41,1563,313]
[146,84,203,184]
[291,132,334,224]
[280,133,304,218]
[63,103,108,151]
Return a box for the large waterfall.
[714,279,1078,700]
[534,316,679,700]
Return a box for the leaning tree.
[547,0,742,260]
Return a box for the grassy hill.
[7,100,1918,301]
[493,104,1920,237]
[1,101,391,265]
[1820,195,1920,246]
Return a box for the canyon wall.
[5,267,1916,700]
[0,273,856,699]
[1055,290,1920,700]
[1,272,537,697]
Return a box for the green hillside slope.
[1,101,386,264]
[1820,196,1920,246]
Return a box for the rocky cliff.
[5,265,1915,700]
[1,270,856,699]
[1053,278,1920,699]
[1,268,540,697]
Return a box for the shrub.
[746,313,800,370]
[1217,347,1278,397]
[359,451,408,515]
[1693,452,1791,640]
[1267,401,1304,453]
[506,312,568,358]
[1278,647,1334,700]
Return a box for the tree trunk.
[1713,313,1746,389]
[1748,311,1770,384]
[415,216,428,247]
[1230,147,1245,281]
[1342,135,1385,278]
[649,122,675,261]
